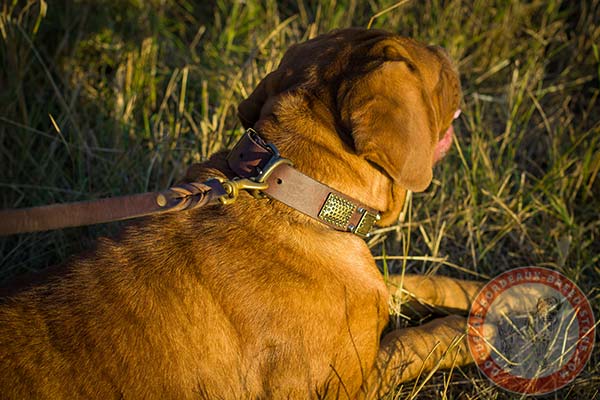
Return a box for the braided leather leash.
[0,180,228,236]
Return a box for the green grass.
[1,0,599,398]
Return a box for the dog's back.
[0,158,388,399]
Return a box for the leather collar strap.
[227,130,381,238]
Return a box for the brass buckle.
[351,208,380,238]
[247,140,293,198]
[218,134,292,204]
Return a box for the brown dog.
[0,28,483,399]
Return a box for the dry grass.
[1,0,599,398]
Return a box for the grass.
[1,0,599,398]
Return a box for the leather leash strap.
[0,180,227,236]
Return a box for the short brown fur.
[0,28,482,399]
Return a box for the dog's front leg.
[364,314,472,399]
[386,274,484,318]
[357,275,485,398]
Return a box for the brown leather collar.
[226,130,380,238]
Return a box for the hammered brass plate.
[318,193,356,228]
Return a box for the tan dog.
[0,28,483,399]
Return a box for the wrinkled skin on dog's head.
[238,28,461,225]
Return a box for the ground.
[1,1,599,398]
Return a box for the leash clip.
[216,178,268,205]
[216,152,293,205]
[216,156,293,205]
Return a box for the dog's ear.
[345,60,439,192]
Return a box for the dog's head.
[238,28,461,223]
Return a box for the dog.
[0,28,484,399]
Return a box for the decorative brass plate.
[353,211,379,238]
[318,193,356,228]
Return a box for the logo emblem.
[468,267,595,394]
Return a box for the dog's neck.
[250,95,407,227]
[226,130,381,238]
